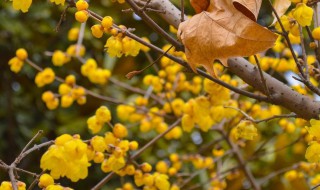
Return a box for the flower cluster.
[35,68,55,87]
[8,48,28,73]
[11,0,65,12]
[90,15,142,57]
[74,0,89,23]
[59,75,87,107]
[0,181,26,190]
[181,81,237,132]
[232,120,258,141]
[100,133,133,174]
[51,44,86,67]
[41,75,86,109]
[81,59,111,85]
[134,170,171,190]
[87,106,112,133]
[40,134,91,182]
[305,119,320,163]
[11,0,32,13]
[105,35,141,57]
[37,173,73,190]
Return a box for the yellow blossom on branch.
[307,119,320,140]
[12,0,32,13]
[305,142,320,163]
[40,134,90,182]
[292,3,313,27]
[50,0,65,5]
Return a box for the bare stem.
[16,130,43,164]
[254,55,271,99]
[125,0,183,50]
[218,129,261,190]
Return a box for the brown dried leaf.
[271,0,291,25]
[190,0,210,13]
[232,0,262,21]
[178,0,277,77]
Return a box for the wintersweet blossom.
[292,3,313,27]
[12,0,32,12]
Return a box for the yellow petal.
[13,0,32,13]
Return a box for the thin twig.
[254,55,271,99]
[76,22,86,57]
[299,26,309,80]
[55,5,71,32]
[180,0,185,22]
[141,0,152,11]
[267,0,303,76]
[312,183,320,190]
[249,136,303,161]
[27,171,46,190]
[125,0,183,50]
[218,129,261,190]
[16,130,43,164]
[306,26,320,68]
[108,78,164,105]
[224,106,297,123]
[258,164,299,185]
[126,45,174,79]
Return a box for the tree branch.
[127,0,320,120]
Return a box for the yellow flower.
[113,123,128,138]
[182,114,195,132]
[101,16,113,29]
[305,142,320,163]
[16,48,28,60]
[156,161,168,174]
[234,120,258,140]
[91,24,104,38]
[68,27,79,41]
[81,59,97,76]
[58,83,71,95]
[96,106,112,123]
[38,174,54,188]
[50,0,65,5]
[102,155,126,172]
[46,98,59,110]
[8,57,24,73]
[275,15,291,32]
[52,50,69,66]
[66,44,86,57]
[105,36,123,57]
[40,135,90,182]
[35,68,55,87]
[61,95,74,108]
[289,33,301,44]
[87,116,103,134]
[134,170,144,187]
[87,68,111,84]
[154,173,170,190]
[292,3,313,27]
[171,98,185,117]
[307,119,320,140]
[122,36,141,57]
[46,185,64,190]
[12,0,32,13]
[91,136,107,152]
[164,126,182,140]
[140,37,151,52]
